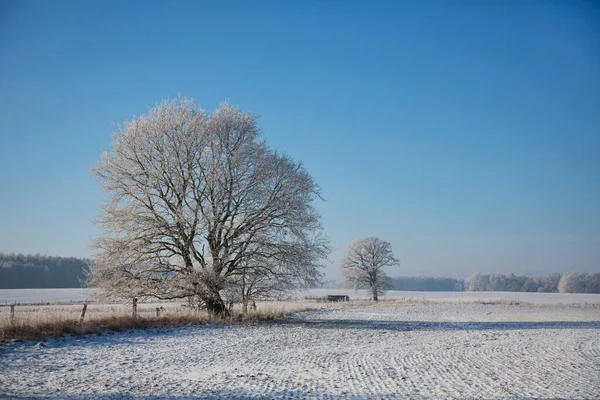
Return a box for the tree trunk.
[198,265,230,318]
[372,287,378,301]
[200,288,229,318]
[205,297,228,317]
[242,300,248,314]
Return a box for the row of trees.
[557,272,600,293]
[389,276,463,292]
[464,272,600,293]
[3,251,596,296]
[464,273,560,292]
[350,270,600,297]
[0,253,89,289]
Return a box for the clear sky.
[1,0,599,280]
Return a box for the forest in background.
[388,273,599,293]
[0,253,598,293]
[389,277,464,291]
[463,272,600,294]
[0,253,89,289]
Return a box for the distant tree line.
[0,253,89,289]
[374,273,599,293]
[2,251,598,295]
[557,272,600,293]
[389,276,464,291]
[464,272,600,294]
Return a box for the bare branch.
[88,98,330,315]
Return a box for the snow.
[2,288,599,305]
[1,301,599,399]
[301,288,600,304]
[0,288,98,304]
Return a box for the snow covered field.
[3,288,600,305]
[0,288,99,304]
[1,301,599,399]
[301,288,600,305]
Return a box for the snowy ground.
[4,288,600,305]
[302,288,600,304]
[0,289,100,305]
[1,302,599,399]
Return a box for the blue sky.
[1,0,598,279]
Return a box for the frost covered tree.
[225,235,326,313]
[465,272,565,293]
[464,273,491,291]
[558,272,600,293]
[341,237,400,301]
[88,98,329,316]
[521,273,561,293]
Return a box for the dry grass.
[1,303,212,342]
[0,300,324,342]
[2,315,196,341]
[0,298,422,342]
[0,297,473,342]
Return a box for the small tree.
[340,237,399,301]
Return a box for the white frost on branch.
[340,237,400,301]
[87,98,329,315]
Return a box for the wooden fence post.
[10,304,15,326]
[132,298,138,319]
[80,303,88,323]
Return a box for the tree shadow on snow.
[274,318,600,332]
[0,323,227,352]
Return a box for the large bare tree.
[341,237,399,301]
[88,98,329,316]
